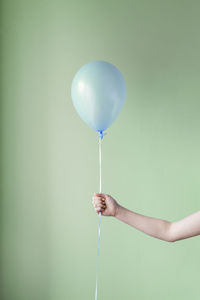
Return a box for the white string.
[95,135,102,300]
[99,136,102,193]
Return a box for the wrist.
[114,204,122,218]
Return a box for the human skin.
[92,193,200,242]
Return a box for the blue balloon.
[71,61,126,137]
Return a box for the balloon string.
[99,134,102,193]
[95,133,102,300]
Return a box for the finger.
[95,208,101,214]
[93,194,105,198]
[93,197,103,205]
[92,196,101,201]
[96,205,102,211]
[92,198,98,206]
[100,204,106,210]
[93,196,102,200]
[93,196,105,204]
[93,193,104,197]
[94,202,105,209]
[96,203,105,210]
[93,201,100,208]
[97,204,105,210]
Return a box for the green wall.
[1,1,200,299]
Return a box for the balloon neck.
[98,130,107,140]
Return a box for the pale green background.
[1,1,200,299]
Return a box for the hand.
[92,193,119,217]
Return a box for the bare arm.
[168,210,200,242]
[115,205,200,242]
[92,193,200,242]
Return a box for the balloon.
[71,60,126,137]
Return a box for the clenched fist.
[92,193,119,217]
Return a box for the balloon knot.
[98,130,107,140]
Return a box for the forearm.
[115,205,172,242]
